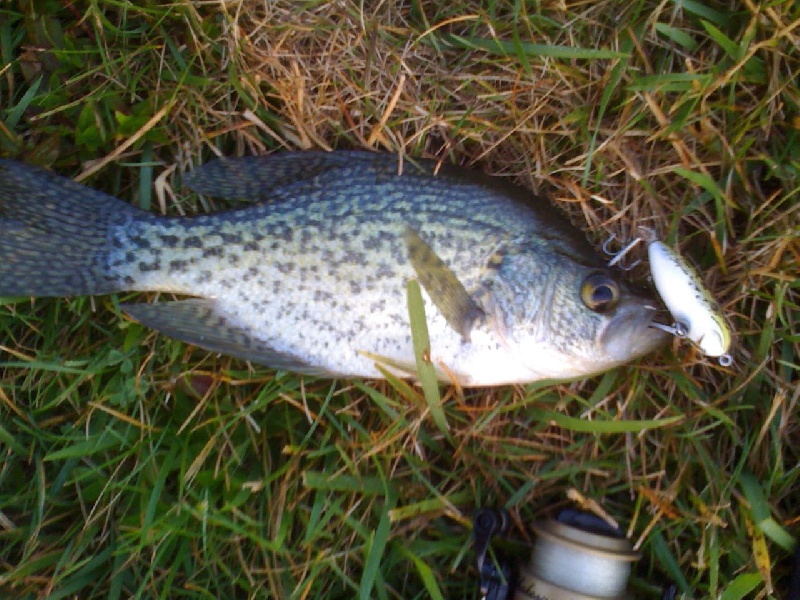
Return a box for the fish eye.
[580,272,620,313]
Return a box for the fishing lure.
[604,229,732,366]
[647,239,732,365]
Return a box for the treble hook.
[602,234,619,256]
[650,323,734,367]
[603,234,643,271]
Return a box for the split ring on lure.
[603,229,733,367]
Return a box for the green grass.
[1,0,798,598]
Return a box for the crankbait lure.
[604,229,732,366]
[647,239,732,366]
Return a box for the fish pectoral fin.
[402,226,484,341]
[122,299,335,376]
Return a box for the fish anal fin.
[402,226,484,341]
[122,299,334,376]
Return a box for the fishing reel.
[473,507,678,600]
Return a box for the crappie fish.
[0,152,667,386]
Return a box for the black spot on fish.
[125,251,137,264]
[183,236,203,248]
[220,232,243,244]
[203,247,223,258]
[362,235,384,250]
[273,281,281,294]
[314,290,334,302]
[160,234,181,246]
[229,254,241,266]
[130,235,151,250]
[139,260,161,272]
[276,262,294,275]
[376,263,394,278]
[344,250,366,265]
[276,229,293,243]
[349,281,362,294]
[248,267,259,277]
[197,270,212,284]
[169,259,189,273]
[122,275,135,285]
[244,241,259,252]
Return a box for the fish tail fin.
[0,160,140,297]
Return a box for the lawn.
[0,1,798,598]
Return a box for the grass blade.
[303,471,391,496]
[397,545,445,600]
[437,33,628,59]
[740,472,797,552]
[650,530,692,594]
[719,572,762,600]
[406,279,449,437]
[6,76,42,129]
[532,409,683,433]
[359,476,397,600]
[701,20,741,60]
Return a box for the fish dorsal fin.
[122,299,335,376]
[402,227,484,341]
[183,152,408,200]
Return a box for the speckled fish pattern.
[0,152,666,385]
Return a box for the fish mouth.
[600,300,670,362]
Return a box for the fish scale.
[0,152,667,386]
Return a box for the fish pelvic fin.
[122,299,337,376]
[403,226,484,341]
[0,161,141,297]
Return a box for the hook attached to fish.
[604,227,733,367]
